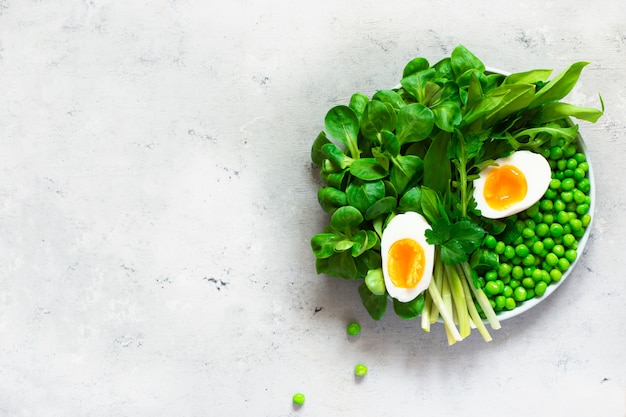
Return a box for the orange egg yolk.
[483,164,528,210]
[387,238,425,289]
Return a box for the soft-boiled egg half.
[473,150,551,219]
[381,212,435,303]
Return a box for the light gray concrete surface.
[1,1,625,416]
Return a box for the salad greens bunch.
[310,44,603,343]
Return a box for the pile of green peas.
[476,139,592,316]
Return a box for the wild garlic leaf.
[528,62,589,109]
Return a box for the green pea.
[531,268,544,282]
[562,234,576,247]
[505,297,517,310]
[522,277,535,289]
[541,270,551,284]
[503,245,516,260]
[513,286,527,302]
[556,159,567,171]
[576,204,590,216]
[556,211,570,225]
[573,190,586,204]
[485,270,498,282]
[293,393,306,405]
[494,241,506,254]
[498,263,512,278]
[543,213,554,225]
[581,214,592,227]
[510,279,521,289]
[523,266,535,277]
[578,161,589,172]
[565,249,578,263]
[484,281,501,296]
[543,237,556,250]
[550,223,564,237]
[526,204,540,219]
[563,169,574,178]
[577,178,591,193]
[569,219,583,232]
[554,200,566,212]
[535,281,548,297]
[573,168,586,181]
[557,257,571,272]
[550,269,562,282]
[549,178,561,190]
[566,158,578,170]
[522,227,535,239]
[552,244,565,257]
[512,265,524,280]
[561,178,575,191]
[526,288,536,300]
[561,191,573,203]
[522,254,535,266]
[544,189,558,200]
[495,295,506,310]
[503,285,513,298]
[563,144,577,157]
[515,244,530,257]
[532,241,545,255]
[536,223,550,237]
[484,235,497,249]
[550,147,563,160]
[574,152,586,163]
[546,252,559,267]
[347,322,361,336]
[354,364,368,377]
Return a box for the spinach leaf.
[346,179,386,214]
[360,100,397,142]
[349,93,370,119]
[316,252,358,280]
[365,196,397,221]
[392,294,425,319]
[317,187,347,212]
[358,282,388,320]
[403,57,430,78]
[398,186,422,213]
[373,90,406,112]
[451,44,485,80]
[390,154,424,194]
[330,205,363,234]
[396,103,435,145]
[349,158,388,180]
[325,105,361,159]
[311,131,331,167]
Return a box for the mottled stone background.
[0,1,625,416]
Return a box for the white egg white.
[473,150,551,219]
[380,212,435,303]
